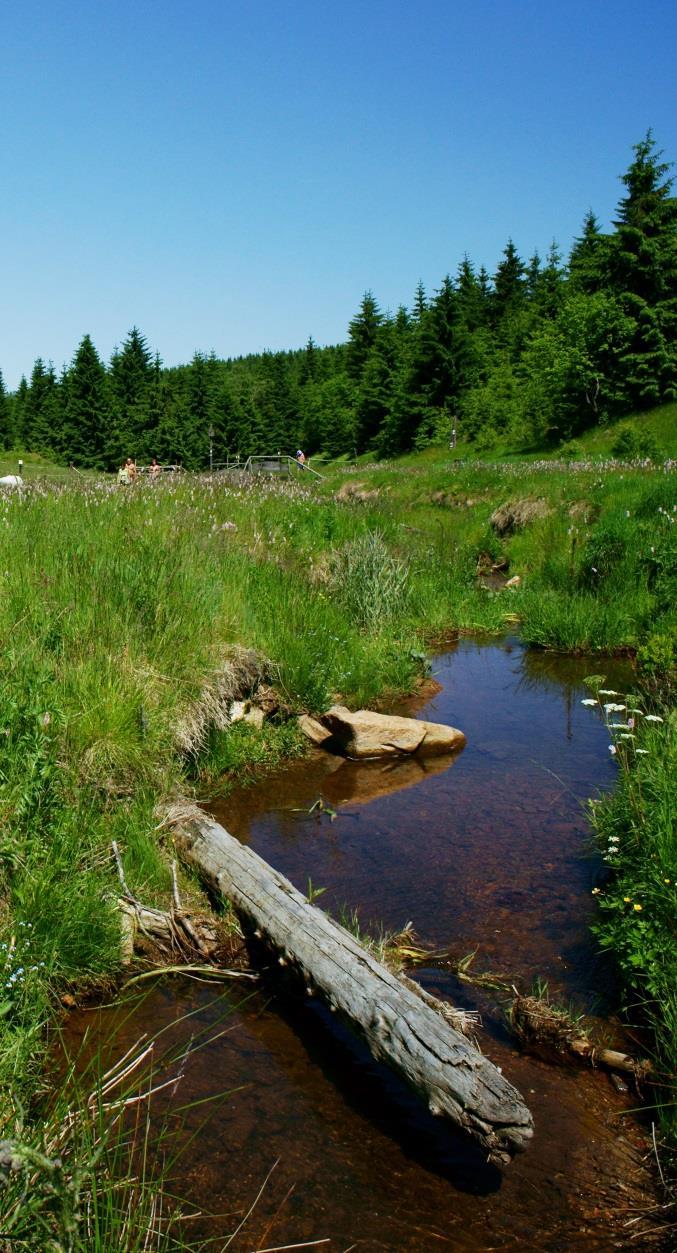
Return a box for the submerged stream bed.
[64,639,660,1250]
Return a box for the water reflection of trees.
[517,648,634,742]
[520,648,633,698]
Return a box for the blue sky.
[1,0,675,388]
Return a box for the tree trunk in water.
[175,810,534,1165]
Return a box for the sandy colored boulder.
[298,713,334,747]
[321,705,465,759]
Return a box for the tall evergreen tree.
[569,210,610,294]
[412,281,427,322]
[529,242,565,319]
[354,318,397,451]
[62,335,110,467]
[456,257,489,332]
[0,370,13,450]
[299,336,319,386]
[347,292,383,381]
[257,351,299,451]
[12,377,29,448]
[492,239,527,326]
[24,359,62,453]
[108,327,154,462]
[607,131,677,404]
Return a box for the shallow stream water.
[65,639,658,1250]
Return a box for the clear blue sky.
[1,0,675,388]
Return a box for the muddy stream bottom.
[64,639,660,1250]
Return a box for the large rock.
[298,713,334,746]
[320,705,465,759]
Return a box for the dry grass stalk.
[510,993,655,1080]
[173,647,269,758]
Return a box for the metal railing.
[212,455,325,480]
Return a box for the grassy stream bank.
[0,447,675,1244]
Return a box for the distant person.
[149,457,161,480]
[296,449,306,467]
[125,457,137,483]
[118,462,129,485]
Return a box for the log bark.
[175,811,534,1165]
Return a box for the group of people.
[117,457,162,485]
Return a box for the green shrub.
[637,633,676,677]
[611,424,664,461]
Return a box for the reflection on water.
[219,638,631,1008]
[64,640,654,1250]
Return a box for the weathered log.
[175,810,534,1164]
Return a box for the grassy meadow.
[0,425,675,1241]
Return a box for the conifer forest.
[1,132,675,466]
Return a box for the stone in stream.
[298,713,334,746]
[316,705,466,758]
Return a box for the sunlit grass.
[0,448,675,1219]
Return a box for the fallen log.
[174,809,534,1165]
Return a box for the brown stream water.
[64,639,660,1251]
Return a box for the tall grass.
[0,450,675,1223]
[583,683,676,1159]
[0,993,236,1250]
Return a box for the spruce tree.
[108,327,154,462]
[354,334,393,452]
[12,377,29,448]
[608,131,677,404]
[492,239,527,326]
[62,335,110,467]
[569,210,610,294]
[0,370,13,450]
[347,292,383,381]
[412,281,427,322]
[24,359,62,453]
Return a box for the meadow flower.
[598,690,620,696]
[608,744,617,755]
[644,714,663,723]
[623,896,632,903]
[633,903,643,912]
[591,887,601,895]
[604,702,626,713]
[635,748,649,755]
[581,698,597,707]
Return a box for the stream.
[64,638,659,1250]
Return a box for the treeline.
[1,132,675,468]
